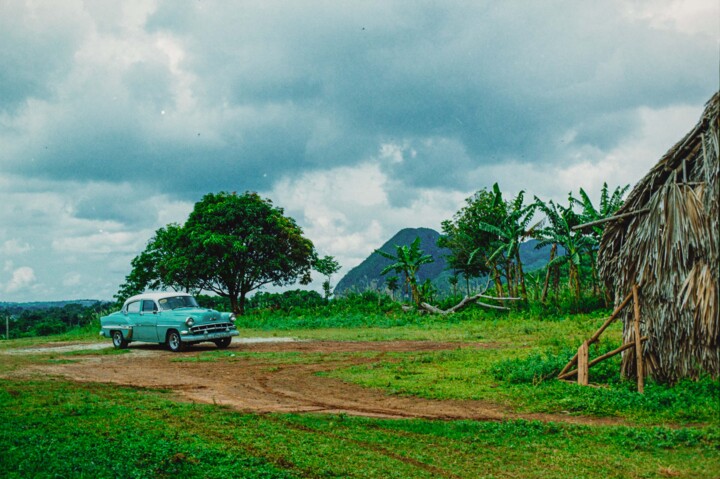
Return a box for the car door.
[125,300,144,341]
[134,299,159,342]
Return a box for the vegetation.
[116,191,317,314]
[439,186,506,294]
[0,301,109,340]
[437,182,628,310]
[313,255,341,299]
[2,379,718,479]
[376,236,434,307]
[2,307,719,478]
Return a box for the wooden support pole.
[558,288,635,377]
[577,341,589,386]
[558,337,647,380]
[632,284,644,394]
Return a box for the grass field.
[1,310,718,478]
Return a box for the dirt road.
[5,339,618,425]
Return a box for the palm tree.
[376,237,434,307]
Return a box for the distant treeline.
[0,301,111,339]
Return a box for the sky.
[0,0,718,302]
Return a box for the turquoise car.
[100,292,239,352]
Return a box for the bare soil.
[5,339,621,426]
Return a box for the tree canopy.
[438,185,506,293]
[116,191,316,314]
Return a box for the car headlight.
[185,317,195,327]
[229,313,236,323]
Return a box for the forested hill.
[0,300,105,311]
[334,228,559,295]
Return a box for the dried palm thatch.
[598,92,719,384]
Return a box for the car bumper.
[180,329,240,342]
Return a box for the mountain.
[334,228,559,295]
[334,228,449,295]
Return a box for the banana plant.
[376,237,434,307]
[471,187,537,300]
[533,198,594,300]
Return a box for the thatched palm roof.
[598,92,719,384]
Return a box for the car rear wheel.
[214,337,231,349]
[112,330,128,349]
[166,330,185,352]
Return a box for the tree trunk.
[238,290,248,316]
[230,295,240,315]
[492,264,505,298]
[570,264,581,300]
[541,243,557,303]
[589,251,600,296]
[505,260,515,297]
[515,249,527,301]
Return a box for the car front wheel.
[214,337,231,349]
[112,330,128,349]
[166,330,185,352]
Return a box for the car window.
[126,301,141,314]
[142,300,157,313]
[158,296,200,310]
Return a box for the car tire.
[112,330,128,349]
[166,330,185,352]
[214,337,231,349]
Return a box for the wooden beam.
[572,208,651,231]
[632,284,645,394]
[558,288,635,377]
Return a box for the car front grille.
[190,322,234,334]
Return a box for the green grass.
[2,308,718,477]
[1,380,718,479]
[241,310,614,344]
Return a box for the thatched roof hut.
[598,92,719,384]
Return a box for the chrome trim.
[190,322,236,334]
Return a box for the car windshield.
[157,296,200,311]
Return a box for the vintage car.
[100,292,239,352]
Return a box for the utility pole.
[5,313,8,340]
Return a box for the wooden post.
[558,337,647,380]
[577,341,589,386]
[632,284,644,394]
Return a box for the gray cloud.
[0,0,716,301]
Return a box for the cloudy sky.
[0,0,717,302]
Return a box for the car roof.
[123,292,193,306]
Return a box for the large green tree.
[114,224,194,304]
[117,192,316,315]
[438,185,507,294]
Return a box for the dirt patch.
[5,339,621,426]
